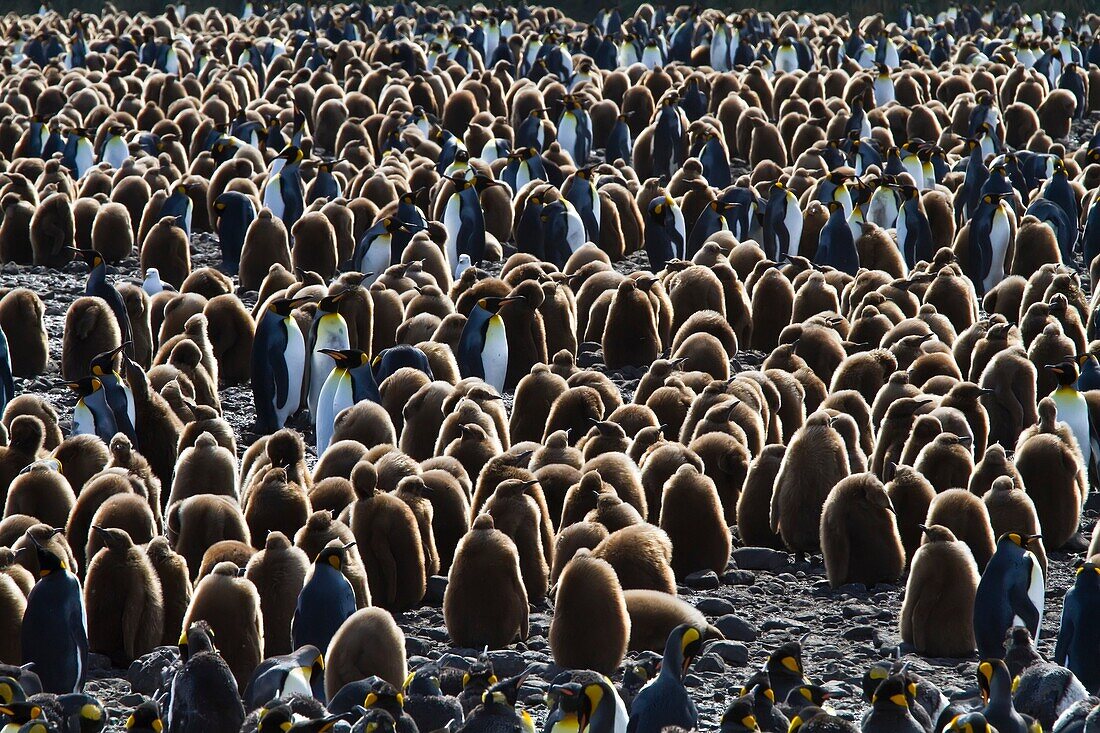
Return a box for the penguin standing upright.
[456,297,519,395]
[161,184,195,237]
[815,201,859,274]
[974,533,1045,660]
[62,376,118,443]
[443,176,491,277]
[644,195,685,272]
[564,168,601,244]
[967,193,1012,297]
[306,291,351,426]
[353,219,411,285]
[69,248,132,359]
[99,124,129,169]
[314,349,380,455]
[0,323,15,418]
[895,185,933,268]
[264,146,305,230]
[292,543,358,655]
[89,344,136,442]
[627,624,700,733]
[1047,359,1097,485]
[213,192,257,276]
[252,296,312,435]
[21,531,88,694]
[651,96,685,180]
[762,181,803,262]
[1057,558,1100,693]
[557,96,592,166]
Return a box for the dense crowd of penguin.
[5,1,1100,733]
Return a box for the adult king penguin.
[557,96,592,166]
[974,533,1045,660]
[21,530,88,694]
[69,248,132,359]
[252,296,312,435]
[627,625,701,733]
[62,376,118,443]
[1057,559,1100,692]
[306,291,352,427]
[315,349,380,455]
[292,544,358,656]
[1047,360,1097,485]
[264,146,305,230]
[443,176,492,278]
[456,297,521,395]
[968,193,1012,297]
[762,181,802,262]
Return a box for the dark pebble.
[730,548,791,572]
[487,650,527,677]
[709,641,750,666]
[695,653,726,673]
[684,570,721,590]
[715,614,758,642]
[722,569,756,586]
[696,597,737,615]
[423,575,448,606]
[406,636,432,657]
[842,626,876,641]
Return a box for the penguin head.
[0,703,42,724]
[720,696,758,732]
[1044,358,1080,386]
[355,709,396,733]
[481,668,532,710]
[257,704,294,733]
[999,532,1041,550]
[767,639,805,681]
[90,525,133,552]
[976,659,1014,703]
[404,664,442,696]
[861,662,893,701]
[178,620,216,660]
[292,645,325,683]
[361,676,406,714]
[66,246,105,269]
[89,342,129,378]
[27,527,66,576]
[475,295,523,314]
[276,145,305,165]
[0,677,24,706]
[788,708,827,733]
[945,713,994,733]
[315,540,356,570]
[869,676,909,710]
[269,295,315,317]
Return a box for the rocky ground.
[10,112,1100,729]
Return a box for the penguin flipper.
[1008,577,1041,635]
[273,322,292,410]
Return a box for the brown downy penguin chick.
[750,266,796,352]
[0,194,35,266]
[4,461,75,529]
[510,365,569,445]
[549,549,630,675]
[484,478,551,603]
[84,493,157,561]
[771,412,851,554]
[978,346,1038,450]
[146,536,192,647]
[394,476,440,578]
[820,473,905,588]
[419,468,470,573]
[171,433,238,505]
[1015,400,1084,550]
[167,494,250,581]
[925,489,997,570]
[141,217,191,288]
[445,513,529,649]
[0,546,33,598]
[0,415,46,501]
[969,443,1023,497]
[900,524,979,657]
[30,190,75,267]
[884,465,936,562]
[244,531,310,658]
[914,433,975,494]
[658,464,731,578]
[182,561,264,690]
[294,510,371,609]
[108,434,161,527]
[243,467,312,550]
[580,420,631,461]
[736,445,786,550]
[324,607,407,698]
[941,381,992,456]
[313,440,369,482]
[551,521,610,584]
[591,523,677,594]
[603,279,660,370]
[123,354,184,497]
[623,589,722,653]
[983,477,1048,575]
[239,210,292,292]
[586,492,645,532]
[84,526,164,666]
[0,556,24,662]
[348,461,425,611]
[0,289,48,376]
[62,297,121,380]
[197,542,257,580]
[400,382,454,461]
[291,212,338,281]
[91,202,134,263]
[203,294,254,386]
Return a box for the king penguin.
[213,192,256,276]
[762,181,803,262]
[352,218,410,286]
[967,193,1012,297]
[99,124,129,169]
[1047,359,1097,485]
[264,146,305,230]
[974,533,1045,660]
[252,296,312,435]
[627,625,701,733]
[161,183,195,237]
[69,247,132,359]
[292,543,358,656]
[1056,559,1100,692]
[62,376,118,444]
[21,530,88,694]
[89,343,136,442]
[895,185,933,268]
[443,176,490,278]
[315,348,380,455]
[456,297,520,394]
[557,96,592,167]
[306,290,352,427]
[815,201,859,274]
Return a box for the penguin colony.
[4,2,1100,733]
